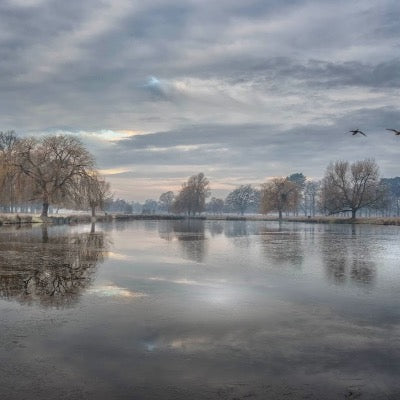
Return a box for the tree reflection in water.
[208,221,223,236]
[0,224,109,307]
[259,225,304,268]
[224,221,249,237]
[320,225,376,286]
[158,220,207,262]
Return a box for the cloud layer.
[1,0,399,199]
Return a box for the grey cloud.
[0,0,399,197]
[279,59,400,89]
[93,105,399,189]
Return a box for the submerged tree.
[261,177,300,220]
[173,173,210,216]
[320,159,384,219]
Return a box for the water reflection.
[224,221,249,237]
[0,225,109,307]
[157,220,175,241]
[320,225,376,286]
[1,221,400,399]
[208,221,224,236]
[259,227,304,268]
[158,220,207,262]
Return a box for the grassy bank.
[115,214,400,225]
[285,216,400,226]
[1,213,400,226]
[0,213,111,225]
[0,213,186,226]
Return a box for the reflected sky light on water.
[88,284,147,299]
[0,221,400,399]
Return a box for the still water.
[0,220,399,399]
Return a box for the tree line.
[148,159,399,219]
[0,131,110,217]
[1,131,398,220]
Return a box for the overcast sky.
[1,0,399,200]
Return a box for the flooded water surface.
[1,220,399,399]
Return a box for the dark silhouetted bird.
[386,129,400,135]
[348,129,366,136]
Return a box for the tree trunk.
[41,226,49,243]
[91,206,96,218]
[41,202,49,217]
[351,209,357,219]
[278,210,283,220]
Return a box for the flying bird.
[348,129,367,137]
[386,129,400,135]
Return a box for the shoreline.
[0,213,400,226]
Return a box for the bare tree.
[303,180,320,217]
[142,199,159,214]
[206,197,224,214]
[173,173,210,216]
[105,198,133,214]
[261,177,300,220]
[0,131,21,212]
[320,159,384,219]
[159,191,175,213]
[288,173,306,216]
[381,177,400,216]
[14,135,95,217]
[74,172,111,218]
[225,185,258,215]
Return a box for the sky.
[0,0,399,201]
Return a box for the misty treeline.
[0,130,111,217]
[139,160,400,219]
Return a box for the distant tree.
[261,177,300,220]
[173,173,210,216]
[367,183,392,217]
[287,173,306,216]
[159,191,175,213]
[105,198,133,214]
[320,159,384,219]
[14,135,94,217]
[303,180,320,216]
[142,199,159,214]
[288,173,306,189]
[249,189,262,213]
[131,201,143,213]
[225,185,258,215]
[381,177,400,216]
[206,197,224,214]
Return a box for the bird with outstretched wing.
[386,129,400,135]
[348,129,367,137]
